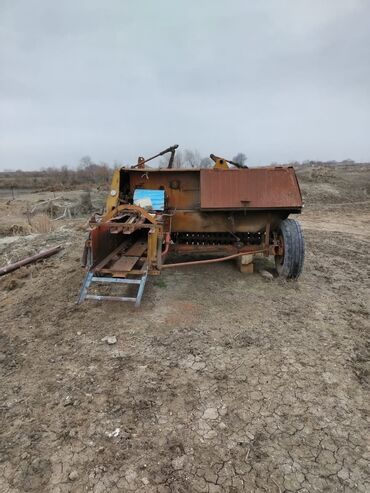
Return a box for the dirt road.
[0,165,369,492]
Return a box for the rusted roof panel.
[200,168,302,209]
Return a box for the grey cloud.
[1,0,370,170]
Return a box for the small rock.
[77,331,82,336]
[192,361,206,371]
[63,396,74,406]
[125,468,137,483]
[198,419,211,434]
[141,477,149,485]
[106,428,120,438]
[204,430,218,439]
[323,371,337,384]
[203,408,218,420]
[338,468,349,480]
[112,350,125,359]
[260,269,274,280]
[68,470,79,481]
[172,455,186,470]
[219,405,228,416]
[101,335,117,345]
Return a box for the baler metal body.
[79,154,304,305]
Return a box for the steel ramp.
[77,269,148,307]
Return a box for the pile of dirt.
[296,163,370,207]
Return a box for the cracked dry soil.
[1,176,370,492]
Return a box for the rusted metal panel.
[200,168,302,209]
[127,170,200,210]
[93,242,127,271]
[170,210,283,233]
[91,224,124,267]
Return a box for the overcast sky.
[1,0,370,170]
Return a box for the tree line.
[0,151,248,190]
[0,156,112,190]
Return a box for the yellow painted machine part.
[147,227,158,265]
[105,168,121,212]
[214,159,229,169]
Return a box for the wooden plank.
[109,256,139,272]
[236,256,254,273]
[93,243,127,271]
[125,240,147,257]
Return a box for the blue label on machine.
[133,189,165,211]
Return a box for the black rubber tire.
[275,219,304,279]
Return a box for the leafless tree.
[199,157,212,168]
[232,152,247,167]
[151,149,213,169]
[79,155,93,168]
[183,149,201,168]
[172,150,185,168]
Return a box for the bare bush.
[31,214,54,234]
[79,190,93,214]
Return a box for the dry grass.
[0,223,32,236]
[30,214,54,234]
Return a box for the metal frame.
[77,270,148,307]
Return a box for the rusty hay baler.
[78,145,304,306]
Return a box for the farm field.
[0,164,369,492]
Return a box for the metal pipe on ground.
[0,245,63,276]
[161,249,266,269]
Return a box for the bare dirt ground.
[0,165,369,492]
